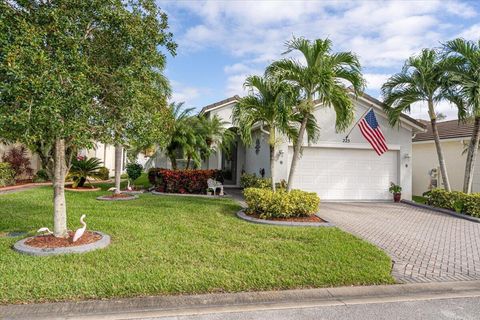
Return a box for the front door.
[221,142,237,185]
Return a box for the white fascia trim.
[200,100,239,115]
[413,137,467,145]
[287,142,401,150]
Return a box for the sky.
[159,0,480,120]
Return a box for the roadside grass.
[0,187,394,304]
[412,195,427,204]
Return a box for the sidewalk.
[2,281,480,320]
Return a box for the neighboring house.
[154,93,426,201]
[0,141,127,177]
[412,119,480,195]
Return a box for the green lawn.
[412,195,427,204]
[0,186,394,304]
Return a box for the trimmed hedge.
[0,162,15,187]
[244,187,320,219]
[240,173,272,189]
[148,168,223,194]
[425,189,480,217]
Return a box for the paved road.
[145,297,480,320]
[320,202,480,283]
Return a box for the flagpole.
[345,107,373,139]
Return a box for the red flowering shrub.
[148,168,224,194]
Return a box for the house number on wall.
[342,137,351,143]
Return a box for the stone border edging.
[96,195,138,201]
[236,210,334,227]
[402,200,480,223]
[13,231,111,256]
[151,190,231,199]
[122,190,146,195]
[65,187,102,192]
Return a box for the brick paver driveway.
[321,202,480,283]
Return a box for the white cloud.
[406,100,460,121]
[458,23,480,40]
[170,80,209,108]
[364,73,390,91]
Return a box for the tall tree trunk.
[114,144,122,194]
[269,127,276,192]
[186,156,191,169]
[270,144,276,192]
[287,114,308,192]
[463,116,480,193]
[428,100,451,192]
[53,138,68,238]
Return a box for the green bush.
[98,167,110,180]
[425,189,480,217]
[33,169,49,182]
[243,188,320,219]
[240,173,272,189]
[126,163,143,182]
[0,162,15,187]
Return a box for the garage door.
[288,147,399,200]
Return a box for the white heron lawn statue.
[72,214,87,242]
[37,227,53,235]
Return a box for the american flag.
[358,109,388,156]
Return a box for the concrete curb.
[151,190,231,199]
[402,200,480,223]
[96,195,138,201]
[13,231,111,256]
[2,280,480,319]
[236,210,334,227]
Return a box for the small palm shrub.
[126,163,143,182]
[98,167,110,180]
[33,169,49,182]
[0,162,15,187]
[69,156,103,188]
[2,145,33,180]
[243,188,320,219]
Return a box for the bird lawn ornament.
[72,214,87,242]
[37,227,53,235]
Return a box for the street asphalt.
[148,296,480,320]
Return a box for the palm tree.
[232,75,300,192]
[69,156,103,188]
[443,38,480,194]
[267,37,365,191]
[196,114,236,166]
[381,49,461,192]
[164,102,196,170]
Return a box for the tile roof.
[199,95,240,114]
[413,119,474,142]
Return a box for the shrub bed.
[244,187,320,219]
[148,168,223,194]
[425,189,480,217]
[0,162,15,187]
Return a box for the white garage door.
[288,147,399,201]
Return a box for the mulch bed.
[246,212,325,223]
[25,231,101,248]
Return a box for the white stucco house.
[412,119,480,195]
[153,93,426,201]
